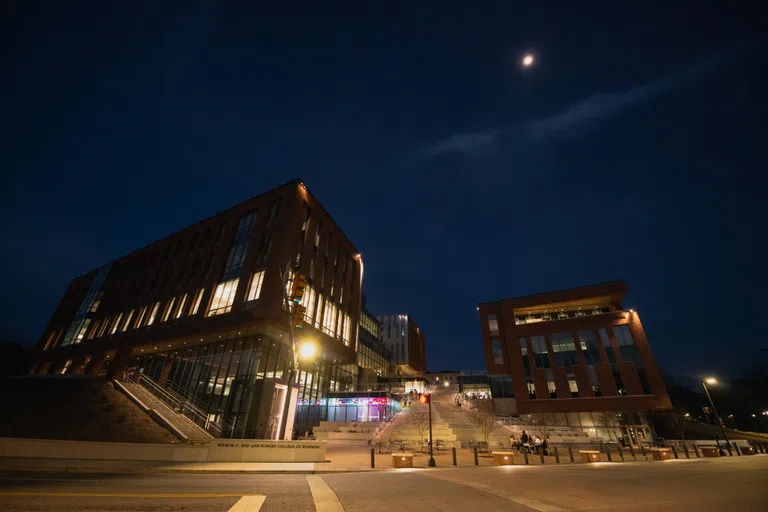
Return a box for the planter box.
[700,446,720,458]
[492,451,515,466]
[650,448,672,461]
[739,446,755,455]
[580,450,601,463]
[393,452,413,468]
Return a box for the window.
[322,298,338,337]
[491,338,504,364]
[98,317,110,337]
[175,294,188,319]
[527,380,536,399]
[222,211,257,279]
[122,310,135,332]
[487,314,499,335]
[301,285,317,324]
[257,232,273,263]
[110,313,123,335]
[208,279,239,316]
[545,369,557,397]
[551,332,579,367]
[266,199,280,227]
[568,378,579,397]
[73,319,91,343]
[490,374,514,398]
[135,306,148,328]
[613,325,652,394]
[531,335,549,368]
[599,328,615,363]
[246,270,266,302]
[578,330,601,365]
[60,359,73,375]
[190,288,204,316]
[340,312,351,345]
[147,302,161,326]
[162,297,176,322]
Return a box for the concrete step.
[121,382,212,443]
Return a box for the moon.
[522,54,535,67]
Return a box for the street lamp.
[702,377,730,454]
[420,393,436,467]
[299,340,317,360]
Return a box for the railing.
[135,373,222,437]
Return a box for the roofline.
[70,177,361,281]
[478,279,628,306]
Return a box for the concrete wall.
[0,437,327,463]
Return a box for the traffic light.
[419,394,430,405]
[291,273,307,303]
[293,304,307,329]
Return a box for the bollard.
[540,450,545,464]
[628,444,636,461]
[683,443,690,459]
[452,447,457,466]
[524,451,529,464]
[671,445,678,459]
[371,448,375,468]
[568,446,575,463]
[617,445,624,462]
[606,446,612,462]
[693,444,700,458]
[474,447,479,466]
[554,446,560,463]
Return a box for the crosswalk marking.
[306,475,345,512]
[227,494,267,511]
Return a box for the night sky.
[3,2,766,381]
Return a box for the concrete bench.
[700,446,720,458]
[649,448,672,461]
[393,452,414,468]
[580,450,601,463]
[492,451,515,466]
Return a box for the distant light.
[705,378,717,385]
[443,381,450,387]
[629,309,635,313]
[522,54,534,67]
[752,414,757,418]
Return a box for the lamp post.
[420,393,436,467]
[702,378,730,454]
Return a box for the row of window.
[287,273,353,345]
[514,307,611,325]
[492,325,652,399]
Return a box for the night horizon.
[3,2,766,384]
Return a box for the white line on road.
[306,475,345,512]
[421,472,568,512]
[227,495,266,511]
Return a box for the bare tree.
[528,412,563,441]
[596,411,620,441]
[406,410,430,451]
[466,400,502,448]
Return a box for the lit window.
[300,284,317,323]
[190,288,204,316]
[208,279,239,316]
[135,306,148,328]
[74,319,91,343]
[246,270,266,301]
[162,297,176,322]
[60,359,73,375]
[488,314,499,335]
[175,294,188,319]
[110,313,123,335]
[147,302,161,326]
[98,317,110,337]
[322,298,338,337]
[122,310,134,332]
[339,312,351,345]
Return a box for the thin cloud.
[421,129,499,156]
[422,38,760,155]
[527,40,756,138]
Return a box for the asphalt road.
[1,455,766,511]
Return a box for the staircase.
[116,376,214,443]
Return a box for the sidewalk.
[3,444,738,475]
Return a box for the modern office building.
[357,297,391,383]
[379,314,427,376]
[32,179,365,439]
[478,281,671,443]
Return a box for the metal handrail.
[136,374,222,437]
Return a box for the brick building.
[478,281,672,442]
[33,179,365,439]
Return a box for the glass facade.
[515,307,610,325]
[491,338,504,364]
[61,263,112,347]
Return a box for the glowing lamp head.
[522,54,534,67]
[299,341,317,360]
[443,381,450,387]
[401,457,406,461]
[705,378,717,385]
